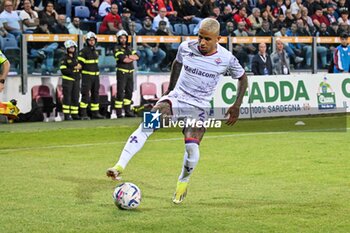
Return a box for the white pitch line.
[0,128,348,153]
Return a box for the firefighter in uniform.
[78,31,104,120]
[114,30,139,118]
[60,40,81,121]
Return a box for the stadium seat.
[2,37,18,49]
[188,24,196,35]
[161,81,169,95]
[31,85,55,117]
[3,47,20,73]
[75,6,90,19]
[173,24,189,35]
[56,85,63,113]
[99,84,110,116]
[140,82,159,105]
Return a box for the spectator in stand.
[252,43,273,75]
[300,19,328,68]
[19,0,39,33]
[152,7,170,30]
[52,14,69,34]
[121,8,132,34]
[233,6,252,31]
[272,12,285,33]
[0,0,22,38]
[291,0,302,15]
[338,22,349,36]
[67,17,83,35]
[228,0,240,12]
[172,0,186,19]
[98,4,122,34]
[145,0,159,19]
[182,0,202,24]
[284,9,294,28]
[98,0,112,19]
[0,22,14,39]
[338,10,350,25]
[30,19,59,75]
[271,39,291,75]
[126,0,147,22]
[272,0,284,18]
[248,8,262,35]
[86,0,100,20]
[38,2,58,32]
[261,8,274,25]
[221,5,235,23]
[309,0,322,16]
[312,6,330,30]
[220,21,235,36]
[282,0,292,15]
[155,20,175,71]
[199,0,215,18]
[315,22,335,62]
[333,33,350,73]
[274,24,304,65]
[212,6,224,23]
[157,0,178,21]
[233,21,255,70]
[328,21,339,36]
[301,7,315,32]
[128,21,137,35]
[336,0,349,16]
[137,16,166,71]
[325,4,338,25]
[256,20,272,36]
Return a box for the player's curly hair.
[199,18,220,36]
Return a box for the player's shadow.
[57,176,115,204]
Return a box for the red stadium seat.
[31,85,55,115]
[140,82,159,105]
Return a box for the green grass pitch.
[0,115,349,233]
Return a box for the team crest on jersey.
[215,58,222,64]
[189,52,194,57]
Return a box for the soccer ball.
[112,182,141,210]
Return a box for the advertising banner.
[213,74,349,119]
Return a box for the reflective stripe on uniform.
[62,75,75,81]
[90,103,99,111]
[115,101,123,108]
[80,102,88,108]
[60,65,67,69]
[63,104,70,113]
[131,50,137,55]
[78,57,98,64]
[70,106,79,114]
[115,51,124,57]
[82,70,100,75]
[116,68,134,73]
[123,99,132,105]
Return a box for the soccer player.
[0,50,10,93]
[107,18,248,204]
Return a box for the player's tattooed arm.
[225,73,248,126]
[165,60,182,94]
